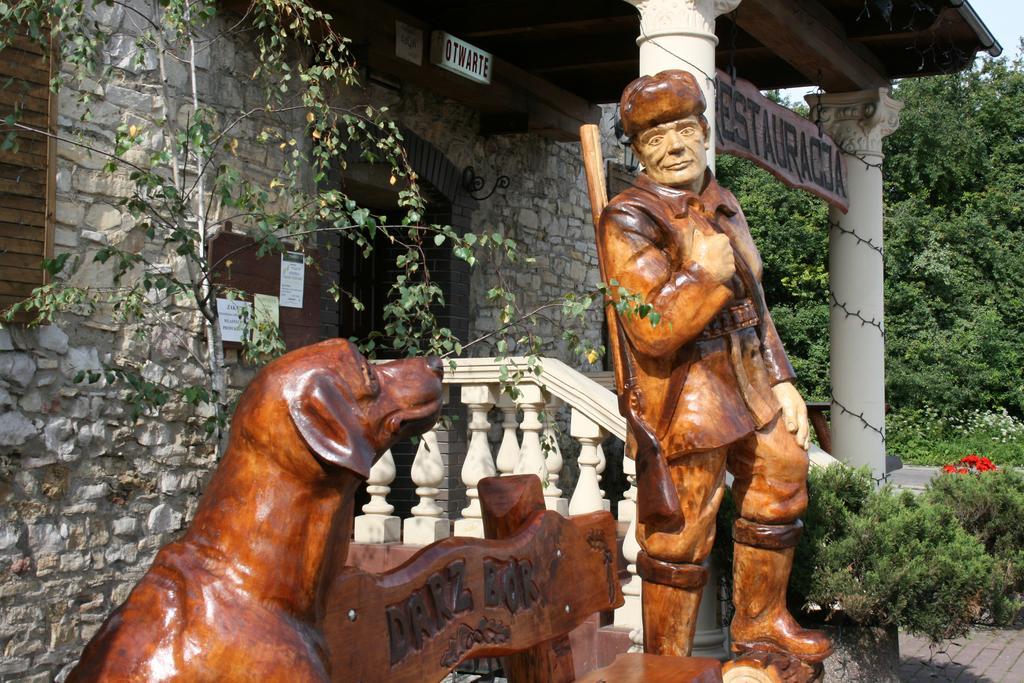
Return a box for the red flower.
[943,454,998,474]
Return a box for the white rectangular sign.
[217,298,252,343]
[280,252,305,308]
[396,21,423,65]
[253,293,280,326]
[430,31,492,84]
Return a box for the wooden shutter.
[0,29,56,312]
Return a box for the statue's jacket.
[598,171,795,457]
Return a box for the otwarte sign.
[430,31,492,84]
[714,70,849,213]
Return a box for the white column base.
[615,579,643,628]
[402,516,450,545]
[692,560,728,659]
[544,497,569,516]
[353,515,401,544]
[453,517,485,538]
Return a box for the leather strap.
[637,552,708,589]
[733,518,804,549]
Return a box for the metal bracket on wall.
[461,166,509,201]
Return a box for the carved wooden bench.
[322,475,798,683]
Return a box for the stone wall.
[0,2,620,679]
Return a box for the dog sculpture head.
[231,339,444,480]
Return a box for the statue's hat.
[619,69,706,139]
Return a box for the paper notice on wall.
[217,298,252,343]
[280,252,305,308]
[253,294,280,326]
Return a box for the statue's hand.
[690,229,735,283]
[772,382,810,450]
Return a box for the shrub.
[716,464,1019,642]
[801,479,993,642]
[922,468,1024,623]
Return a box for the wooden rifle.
[579,124,683,532]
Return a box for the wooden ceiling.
[386,0,999,102]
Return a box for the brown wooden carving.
[581,68,831,671]
[67,339,444,682]
[322,475,623,683]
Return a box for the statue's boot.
[638,552,706,656]
[730,519,833,663]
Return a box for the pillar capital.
[805,87,904,158]
[625,0,741,44]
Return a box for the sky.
[968,0,1022,58]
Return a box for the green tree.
[884,53,1024,416]
[716,154,831,402]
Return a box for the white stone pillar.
[495,393,521,476]
[513,384,550,488]
[453,385,498,538]
[568,410,607,516]
[614,455,643,643]
[353,449,400,543]
[541,397,569,516]
[807,88,903,479]
[625,0,741,168]
[403,428,450,545]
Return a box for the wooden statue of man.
[597,70,832,665]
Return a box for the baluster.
[568,410,606,515]
[595,439,611,512]
[614,451,643,644]
[513,384,549,488]
[541,397,568,516]
[453,385,497,538]
[353,449,400,543]
[495,393,521,476]
[403,392,450,544]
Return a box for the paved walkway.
[887,464,941,491]
[898,621,1024,682]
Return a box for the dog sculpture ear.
[289,374,375,478]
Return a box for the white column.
[614,454,643,643]
[625,0,741,168]
[541,397,569,516]
[807,88,903,479]
[569,410,607,516]
[513,384,550,487]
[495,393,522,476]
[403,427,450,545]
[691,560,727,658]
[353,449,400,543]
[595,439,611,512]
[453,385,498,538]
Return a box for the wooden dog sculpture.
[68,339,444,682]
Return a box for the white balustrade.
[453,384,498,538]
[495,393,521,476]
[353,449,401,543]
[541,396,568,516]
[568,410,607,516]
[595,439,611,512]
[513,384,552,494]
[614,452,643,642]
[357,357,632,625]
[403,426,450,545]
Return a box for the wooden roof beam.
[733,0,890,92]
